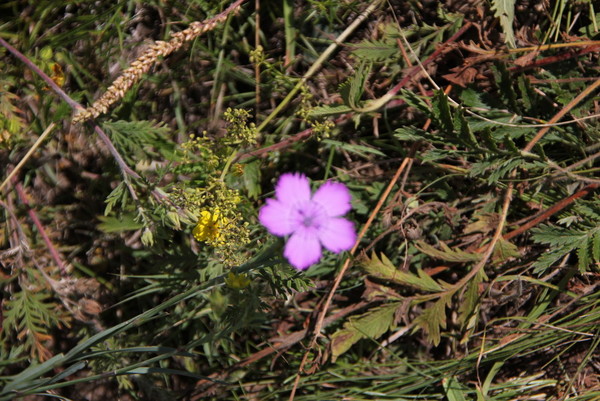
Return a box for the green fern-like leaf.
[432,89,454,135]
[350,39,398,61]
[2,290,67,360]
[531,224,600,273]
[458,268,486,340]
[339,61,372,110]
[104,181,127,216]
[102,120,174,163]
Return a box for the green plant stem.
[256,0,384,132]
[219,149,239,181]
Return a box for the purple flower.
[259,173,356,270]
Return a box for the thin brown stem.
[0,37,140,184]
[288,157,411,400]
[523,77,600,152]
[12,179,67,276]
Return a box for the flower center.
[297,202,323,229]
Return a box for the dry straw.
[73,0,245,124]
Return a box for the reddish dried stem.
[504,183,600,241]
[11,179,67,275]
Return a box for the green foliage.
[0,77,26,146]
[350,39,398,62]
[413,293,452,347]
[1,0,599,399]
[363,252,443,292]
[491,0,516,48]
[531,224,600,274]
[1,290,67,361]
[330,302,399,362]
[339,61,371,111]
[102,120,174,163]
[415,241,482,263]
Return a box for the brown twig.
[0,37,141,186]
[508,44,600,75]
[189,300,371,400]
[504,183,600,241]
[523,77,600,152]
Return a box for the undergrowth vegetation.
[1,0,599,399]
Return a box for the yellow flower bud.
[225,272,250,289]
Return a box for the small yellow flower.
[225,272,251,290]
[192,210,227,243]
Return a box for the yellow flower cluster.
[193,210,227,245]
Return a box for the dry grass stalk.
[73,0,245,124]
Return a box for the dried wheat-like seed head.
[73,0,245,124]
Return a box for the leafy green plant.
[1,0,599,400]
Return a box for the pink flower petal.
[312,181,352,217]
[284,226,322,270]
[259,199,300,236]
[317,217,356,253]
[275,173,311,207]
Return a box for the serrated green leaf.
[413,295,451,346]
[97,215,144,233]
[493,63,518,110]
[330,328,363,363]
[517,75,532,110]
[348,302,398,339]
[593,231,600,263]
[394,127,427,141]
[322,139,386,157]
[532,246,571,274]
[351,39,398,61]
[433,89,454,134]
[492,238,521,264]
[459,88,488,109]
[104,182,127,216]
[340,61,371,110]
[481,128,500,152]
[458,268,485,329]
[491,0,516,48]
[464,212,498,235]
[577,238,590,272]
[102,120,174,163]
[242,159,261,199]
[362,253,442,292]
[400,89,433,116]
[454,107,478,148]
[415,241,482,263]
[502,134,519,153]
[308,104,353,118]
[532,225,595,247]
[331,302,399,362]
